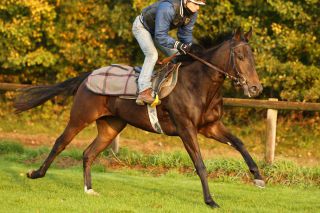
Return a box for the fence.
[223,98,320,164]
[1,83,320,164]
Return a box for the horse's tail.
[14,71,92,113]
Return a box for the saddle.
[85,63,181,100]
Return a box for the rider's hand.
[175,41,191,55]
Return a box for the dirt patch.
[24,153,81,169]
[0,132,88,148]
[0,131,242,162]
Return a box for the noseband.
[187,40,249,86]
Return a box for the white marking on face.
[227,142,232,146]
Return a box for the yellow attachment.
[150,94,161,107]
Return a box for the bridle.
[187,40,249,86]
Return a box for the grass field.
[0,103,319,212]
[1,159,319,213]
[0,141,319,213]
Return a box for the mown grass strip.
[0,159,319,213]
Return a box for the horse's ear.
[244,27,253,42]
[233,27,242,41]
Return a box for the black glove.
[175,41,191,55]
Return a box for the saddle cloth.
[85,63,181,99]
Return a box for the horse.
[14,27,264,208]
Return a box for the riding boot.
[136,88,155,105]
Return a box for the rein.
[187,41,249,86]
[187,52,238,81]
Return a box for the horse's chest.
[201,105,223,125]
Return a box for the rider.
[132,0,206,105]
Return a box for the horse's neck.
[193,45,228,81]
[176,41,231,103]
[180,59,225,102]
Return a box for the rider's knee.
[147,50,158,62]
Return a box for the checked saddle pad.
[85,63,181,99]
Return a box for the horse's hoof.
[85,189,100,196]
[26,170,36,179]
[254,179,266,188]
[205,200,220,208]
[26,170,43,179]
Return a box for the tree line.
[0,0,319,102]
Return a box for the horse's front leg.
[199,121,265,188]
[175,121,219,208]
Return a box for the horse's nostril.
[248,85,263,96]
[250,86,258,93]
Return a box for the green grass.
[1,141,319,187]
[0,159,319,213]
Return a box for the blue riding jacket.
[141,0,198,49]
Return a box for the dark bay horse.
[14,28,264,208]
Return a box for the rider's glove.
[175,41,191,55]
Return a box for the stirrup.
[150,94,161,107]
[136,94,161,107]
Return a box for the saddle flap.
[152,62,181,99]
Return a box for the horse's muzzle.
[248,85,263,97]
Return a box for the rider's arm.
[177,12,198,45]
[154,2,176,49]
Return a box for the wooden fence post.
[265,98,278,164]
[111,134,120,154]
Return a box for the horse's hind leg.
[27,119,87,179]
[83,116,126,195]
[199,121,265,188]
[27,84,107,179]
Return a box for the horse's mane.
[199,31,234,50]
[176,31,233,64]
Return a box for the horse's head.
[224,27,263,97]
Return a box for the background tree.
[0,0,57,84]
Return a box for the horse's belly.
[113,99,178,136]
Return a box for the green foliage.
[116,148,320,186]
[0,0,57,83]
[117,147,192,168]
[0,0,319,101]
